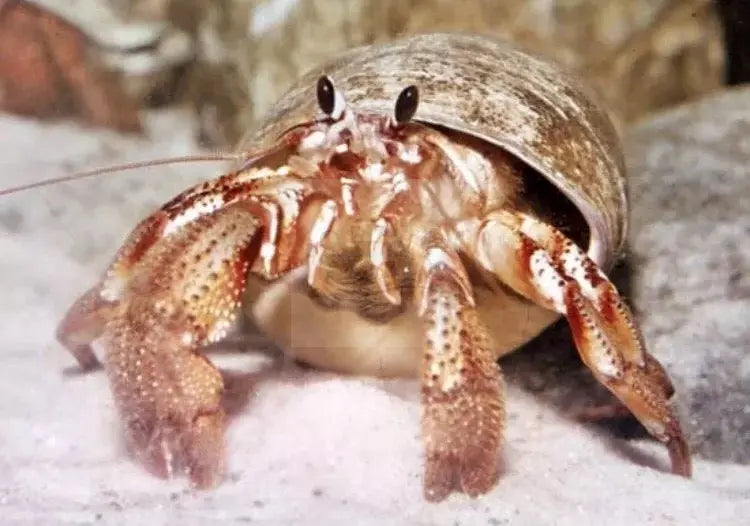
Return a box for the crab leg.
[56,164,318,487]
[57,212,171,369]
[57,161,313,366]
[104,204,263,487]
[369,218,402,305]
[411,231,505,501]
[475,209,691,477]
[306,199,338,290]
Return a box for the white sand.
[0,111,747,525]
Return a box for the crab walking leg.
[56,287,116,370]
[475,209,691,477]
[412,233,505,501]
[516,214,677,401]
[510,210,683,437]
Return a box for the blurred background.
[0,0,744,146]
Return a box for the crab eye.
[394,85,419,125]
[316,76,336,116]
[316,75,347,120]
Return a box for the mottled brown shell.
[247,32,627,269]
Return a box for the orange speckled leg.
[476,209,691,477]
[104,205,260,487]
[412,233,504,501]
[58,205,260,487]
[56,160,317,486]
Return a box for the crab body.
[56,33,690,501]
[247,126,554,378]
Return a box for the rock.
[625,87,750,462]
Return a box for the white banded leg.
[475,209,691,477]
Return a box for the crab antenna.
[0,153,244,197]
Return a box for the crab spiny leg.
[412,232,504,501]
[106,204,262,488]
[476,209,691,477]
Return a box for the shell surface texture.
[51,33,690,501]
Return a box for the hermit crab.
[49,33,690,501]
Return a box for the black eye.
[316,76,336,116]
[394,85,419,125]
